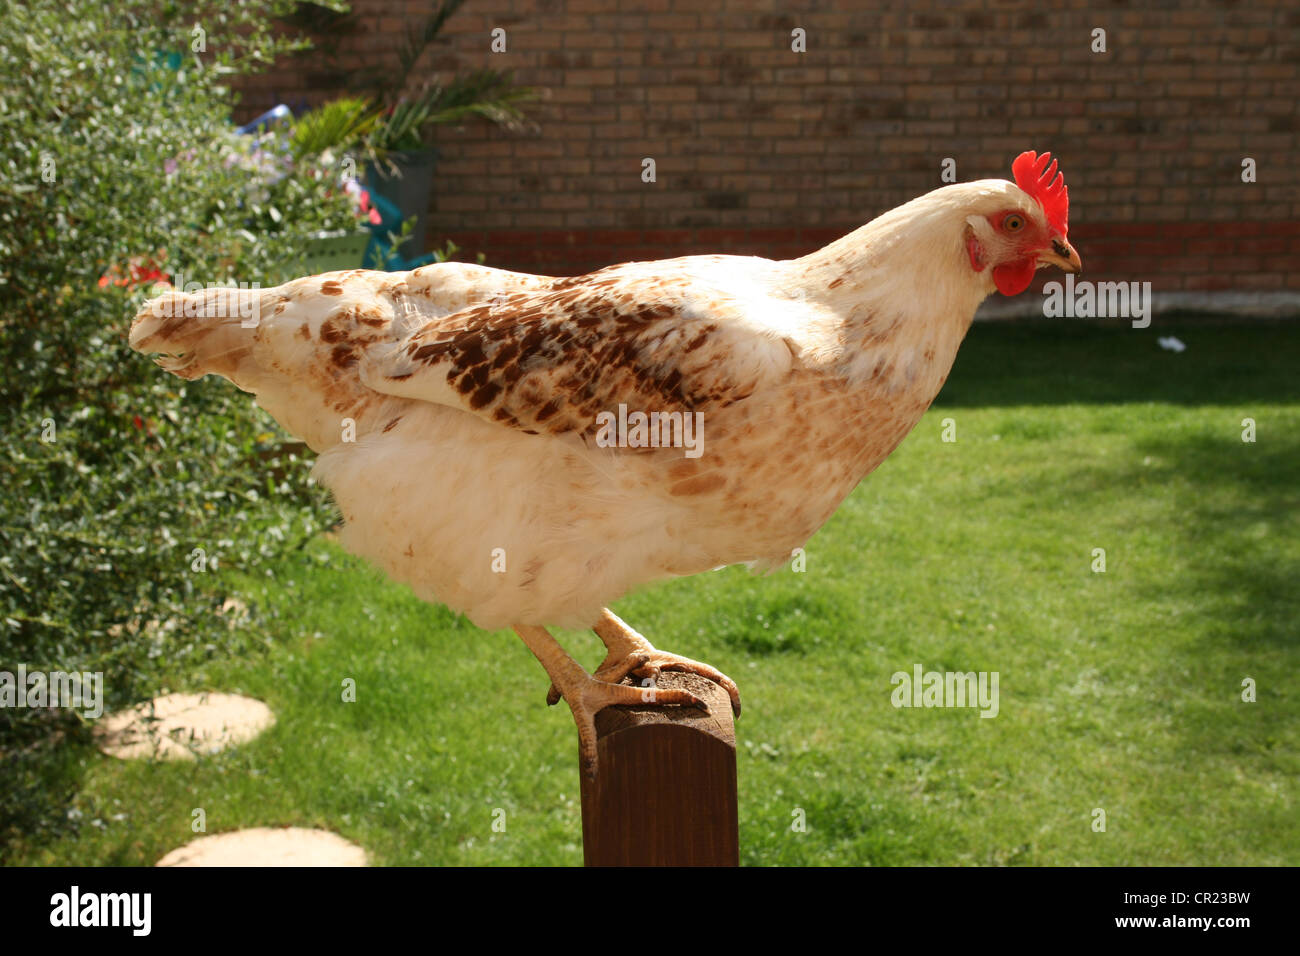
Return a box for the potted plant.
[352,0,536,258]
[287,97,384,272]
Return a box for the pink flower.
[356,188,382,225]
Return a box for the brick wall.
[234,0,1300,292]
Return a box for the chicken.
[130,150,1080,776]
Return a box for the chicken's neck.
[792,196,993,392]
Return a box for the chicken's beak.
[1038,238,1082,275]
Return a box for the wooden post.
[580,671,738,866]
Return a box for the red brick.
[224,5,1296,290]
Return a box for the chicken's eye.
[1003,213,1024,232]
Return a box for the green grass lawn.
[14,318,1298,866]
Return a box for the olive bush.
[0,0,357,852]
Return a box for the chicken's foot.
[513,623,708,778]
[544,607,742,717]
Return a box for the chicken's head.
[964,151,1082,296]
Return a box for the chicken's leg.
[514,623,708,777]
[544,608,742,717]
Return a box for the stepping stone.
[157,828,367,867]
[95,691,274,760]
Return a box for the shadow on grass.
[1139,434,1299,663]
[938,319,1300,408]
[1057,425,1299,652]
[1095,427,1297,806]
[0,716,93,863]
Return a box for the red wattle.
[992,258,1036,296]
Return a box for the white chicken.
[130,151,1080,775]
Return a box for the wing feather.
[359,269,796,438]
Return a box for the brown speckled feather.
[361,264,798,440]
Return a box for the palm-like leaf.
[290,97,382,160]
[397,0,468,79]
[413,69,536,129]
[349,0,537,153]
[371,69,537,151]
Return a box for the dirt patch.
[156,828,368,866]
[95,691,275,760]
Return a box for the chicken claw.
[513,624,709,777]
[567,674,708,778]
[544,608,742,718]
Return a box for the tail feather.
[129,286,267,381]
[128,262,564,449]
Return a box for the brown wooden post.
[579,671,738,866]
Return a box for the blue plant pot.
[365,148,439,260]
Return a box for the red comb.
[1012,150,1069,236]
